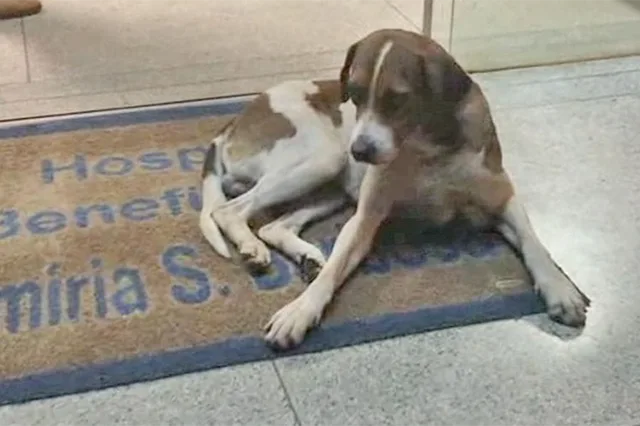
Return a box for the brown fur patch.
[458,84,504,174]
[483,137,504,174]
[305,80,343,127]
[469,173,515,216]
[226,93,296,161]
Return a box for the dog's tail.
[199,120,235,259]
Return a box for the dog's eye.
[382,91,409,115]
[348,85,367,106]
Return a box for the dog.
[200,28,591,350]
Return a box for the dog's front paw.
[239,239,271,271]
[538,265,591,328]
[264,294,323,350]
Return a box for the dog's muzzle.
[350,135,378,163]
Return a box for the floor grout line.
[271,361,303,426]
[1,88,637,124]
[0,93,255,126]
[448,0,455,52]
[2,83,638,124]
[491,91,640,112]
[19,18,31,83]
[0,66,340,104]
[3,53,637,100]
[0,49,345,90]
[2,51,639,121]
[476,64,640,86]
[383,0,421,32]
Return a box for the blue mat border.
[0,100,247,140]
[0,97,546,406]
[0,292,545,406]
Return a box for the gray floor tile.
[0,361,295,426]
[474,55,640,85]
[0,20,27,86]
[477,68,640,110]
[276,320,638,426]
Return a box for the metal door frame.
[422,0,433,35]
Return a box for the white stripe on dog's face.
[349,41,398,165]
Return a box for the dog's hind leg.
[258,192,348,283]
[213,153,346,270]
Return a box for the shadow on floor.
[621,0,640,12]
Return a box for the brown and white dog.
[200,28,591,350]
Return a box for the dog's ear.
[414,46,472,145]
[420,48,472,108]
[339,42,359,103]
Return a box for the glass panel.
[449,0,640,71]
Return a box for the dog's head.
[339,29,473,165]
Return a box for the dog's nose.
[350,136,377,163]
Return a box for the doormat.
[0,99,544,406]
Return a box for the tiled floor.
[5,0,640,120]
[1,54,640,426]
[4,0,640,121]
[0,0,423,121]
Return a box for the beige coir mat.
[0,100,544,405]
